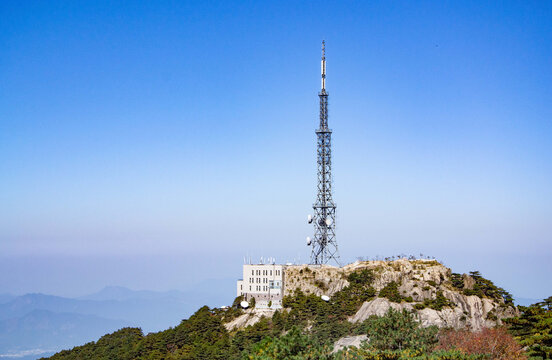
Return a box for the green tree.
[379,281,403,303]
[542,296,552,311]
[356,308,438,352]
[245,327,333,360]
[506,299,552,359]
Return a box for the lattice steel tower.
[307,41,340,265]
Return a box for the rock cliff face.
[349,295,515,330]
[225,308,276,331]
[226,259,517,331]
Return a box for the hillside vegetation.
[42,259,551,360]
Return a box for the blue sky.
[0,1,551,300]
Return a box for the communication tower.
[306,41,340,265]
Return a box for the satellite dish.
[307,214,313,223]
[240,301,249,309]
[306,237,312,246]
[325,218,333,226]
[321,295,330,302]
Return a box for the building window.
[252,270,254,275]
[270,270,272,276]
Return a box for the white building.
[237,263,285,309]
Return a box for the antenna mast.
[309,41,340,265]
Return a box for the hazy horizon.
[1,1,551,302]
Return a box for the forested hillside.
[42,261,552,360]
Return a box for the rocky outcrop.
[348,296,515,330]
[350,298,414,321]
[224,308,275,331]
[283,259,451,297]
[340,260,518,331]
[226,259,517,332]
[332,335,368,353]
[284,264,348,297]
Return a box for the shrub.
[246,326,333,359]
[379,281,403,303]
[232,295,244,307]
[485,310,497,321]
[336,348,490,359]
[355,308,438,352]
[223,296,244,321]
[315,279,328,290]
[423,291,453,311]
[450,273,464,290]
[348,269,375,285]
[435,327,527,360]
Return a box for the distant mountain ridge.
[78,286,188,302]
[0,293,183,330]
[0,293,16,305]
[0,309,129,355]
[0,280,234,360]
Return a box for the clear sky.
[1,1,551,300]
